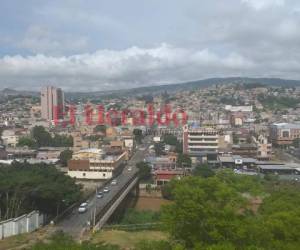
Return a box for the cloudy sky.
[1,0,300,91]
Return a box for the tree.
[177,154,191,168]
[163,134,183,153]
[0,162,82,219]
[17,136,37,148]
[161,176,246,248]
[136,161,151,181]
[161,179,176,200]
[94,124,106,134]
[175,141,183,154]
[52,134,73,147]
[154,142,165,156]
[59,149,73,167]
[134,240,172,250]
[163,134,178,146]
[193,164,215,178]
[161,170,300,249]
[31,126,73,147]
[31,126,52,147]
[133,128,143,144]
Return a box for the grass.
[0,233,31,250]
[91,230,168,249]
[0,226,56,250]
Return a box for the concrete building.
[225,105,253,112]
[183,125,221,155]
[41,86,64,121]
[270,123,300,145]
[67,148,127,180]
[254,135,272,160]
[1,130,19,147]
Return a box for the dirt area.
[139,189,162,198]
[91,230,168,249]
[134,197,171,211]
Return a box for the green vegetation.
[120,209,160,225]
[31,232,119,250]
[162,134,178,146]
[154,142,165,156]
[8,169,300,250]
[32,126,73,147]
[162,134,182,153]
[161,171,300,249]
[0,162,81,219]
[92,230,168,250]
[136,162,151,181]
[193,164,215,178]
[85,134,102,141]
[176,153,191,168]
[94,124,107,134]
[59,149,73,166]
[258,95,300,110]
[17,136,37,148]
[244,83,266,89]
[133,129,143,144]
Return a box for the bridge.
[56,137,151,239]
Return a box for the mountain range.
[1,77,300,99]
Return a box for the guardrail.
[54,170,125,224]
[93,172,139,230]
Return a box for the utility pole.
[93,187,97,227]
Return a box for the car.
[96,192,103,198]
[80,202,88,207]
[78,203,88,213]
[128,167,132,171]
[111,179,117,185]
[103,187,109,193]
[78,206,87,213]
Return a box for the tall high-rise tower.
[41,86,64,121]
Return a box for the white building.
[1,130,19,147]
[183,125,220,155]
[67,148,127,180]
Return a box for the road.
[56,136,152,239]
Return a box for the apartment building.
[41,86,64,121]
[183,125,221,155]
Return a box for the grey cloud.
[0,44,255,91]
[1,0,300,90]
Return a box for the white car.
[96,192,103,198]
[78,203,88,213]
[128,167,132,171]
[111,179,117,185]
[80,202,88,207]
[103,187,110,193]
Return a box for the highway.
[56,136,151,239]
